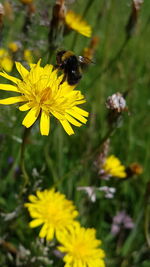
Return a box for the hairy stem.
[20,127,30,195]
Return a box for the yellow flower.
[103,155,127,178]
[8,42,19,53]
[24,189,78,241]
[58,224,106,267]
[0,48,13,72]
[24,49,33,64]
[65,10,92,37]
[0,60,88,135]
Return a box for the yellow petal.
[73,106,89,117]
[29,219,43,228]
[29,63,36,69]
[67,109,87,124]
[46,227,54,241]
[40,111,50,136]
[65,114,82,127]
[22,107,40,128]
[0,72,20,84]
[0,96,25,104]
[60,120,74,135]
[39,223,48,238]
[51,110,64,120]
[0,84,19,92]
[19,103,30,111]
[28,195,37,202]
[15,62,29,78]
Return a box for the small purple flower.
[7,156,14,165]
[111,211,134,236]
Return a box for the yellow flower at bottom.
[0,60,89,135]
[103,155,127,178]
[58,224,106,267]
[0,48,13,72]
[25,189,78,241]
[65,10,92,37]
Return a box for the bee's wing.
[78,56,94,65]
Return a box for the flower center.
[40,202,65,227]
[40,87,52,104]
[72,241,89,259]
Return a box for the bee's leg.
[54,64,59,70]
[60,74,67,85]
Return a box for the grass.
[0,0,149,266]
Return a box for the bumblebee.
[56,50,92,85]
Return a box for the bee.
[55,50,92,85]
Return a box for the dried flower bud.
[20,0,33,4]
[126,0,144,39]
[106,92,126,112]
[0,3,4,16]
[133,0,144,11]
[0,3,4,34]
[95,139,110,169]
[48,1,67,50]
[83,36,99,60]
[3,1,14,21]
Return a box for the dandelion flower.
[0,59,88,135]
[23,49,34,64]
[102,155,126,178]
[0,48,13,72]
[25,189,78,241]
[65,10,92,37]
[58,224,106,267]
[8,42,20,53]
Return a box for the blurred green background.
[0,0,149,266]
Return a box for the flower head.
[111,211,134,236]
[102,155,127,178]
[65,10,92,37]
[8,42,20,53]
[106,92,126,113]
[25,188,78,241]
[0,60,88,135]
[58,224,105,267]
[23,49,34,64]
[77,186,97,202]
[0,48,13,72]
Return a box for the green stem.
[83,0,97,18]
[145,204,150,248]
[20,127,30,195]
[144,182,150,248]
[71,32,78,51]
[53,126,116,188]
[71,0,96,51]
[44,144,58,184]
